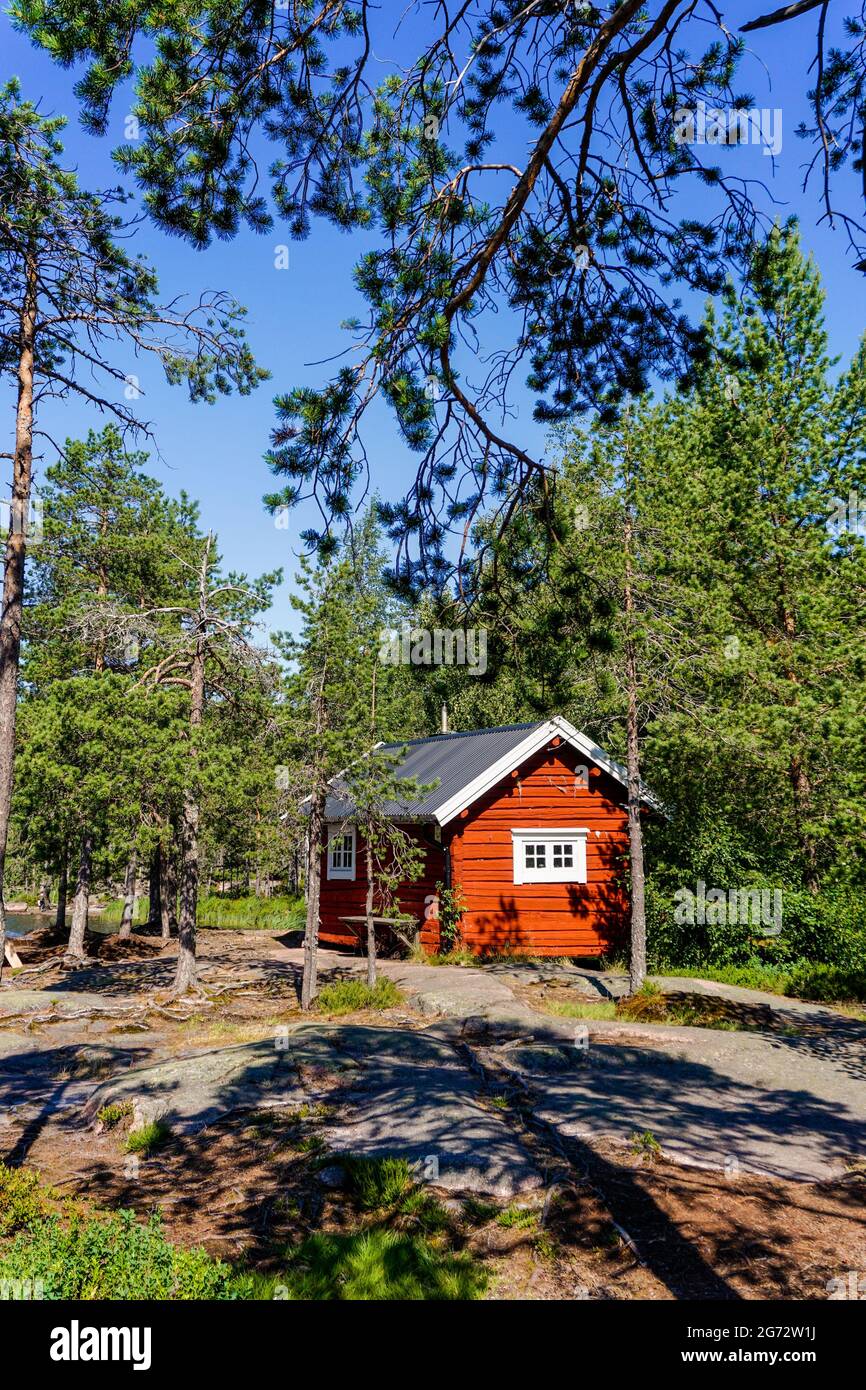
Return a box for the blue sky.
[3,4,864,635]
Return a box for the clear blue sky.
[3,4,864,635]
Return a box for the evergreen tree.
[0,82,264,977]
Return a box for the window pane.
[331,834,352,868]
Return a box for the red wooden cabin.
[317,717,649,958]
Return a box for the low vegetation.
[0,1164,272,1300]
[281,1158,485,1300]
[96,1100,133,1132]
[0,1158,486,1302]
[123,1121,172,1156]
[99,894,306,933]
[657,960,866,1008]
[315,978,404,1015]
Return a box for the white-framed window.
[327,825,356,880]
[511,828,588,884]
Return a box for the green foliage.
[96,1101,132,1131]
[631,1130,662,1161]
[0,1163,271,1300]
[280,1227,484,1301]
[495,1205,538,1230]
[647,880,866,980]
[0,1165,50,1236]
[434,881,466,952]
[315,978,403,1016]
[343,1156,414,1211]
[783,962,866,1006]
[279,1155,484,1299]
[123,1121,171,1156]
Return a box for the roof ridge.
[380,720,542,749]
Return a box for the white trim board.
[434,716,654,825]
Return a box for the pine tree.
[0,83,264,978]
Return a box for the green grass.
[0,1164,274,1300]
[343,1156,415,1210]
[123,1120,171,1156]
[0,1158,485,1302]
[657,959,866,1007]
[542,999,617,1021]
[99,893,306,933]
[315,977,404,1015]
[617,984,744,1031]
[279,1227,484,1300]
[277,1156,485,1300]
[410,947,483,967]
[495,1205,538,1230]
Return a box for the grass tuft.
[315,978,403,1015]
[123,1120,171,1156]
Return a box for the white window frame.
[511,828,588,885]
[327,825,356,881]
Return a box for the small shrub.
[784,961,866,1005]
[0,1164,272,1300]
[97,1100,133,1132]
[0,1208,268,1300]
[0,1165,51,1235]
[533,1231,559,1262]
[315,978,403,1015]
[434,882,466,952]
[631,1130,662,1161]
[618,983,668,1022]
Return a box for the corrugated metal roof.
[323,722,544,822]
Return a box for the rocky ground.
[1,927,865,1299]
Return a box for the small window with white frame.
[511,828,588,884]
[327,825,356,880]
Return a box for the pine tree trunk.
[365,839,377,989]
[147,847,161,928]
[166,834,178,931]
[55,850,68,934]
[789,755,820,894]
[0,248,37,986]
[118,852,138,939]
[172,542,208,996]
[301,791,324,1010]
[175,792,200,994]
[624,507,647,996]
[159,842,172,941]
[65,829,93,963]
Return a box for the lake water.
[6,911,116,938]
[6,912,43,938]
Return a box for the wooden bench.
[339,915,420,953]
